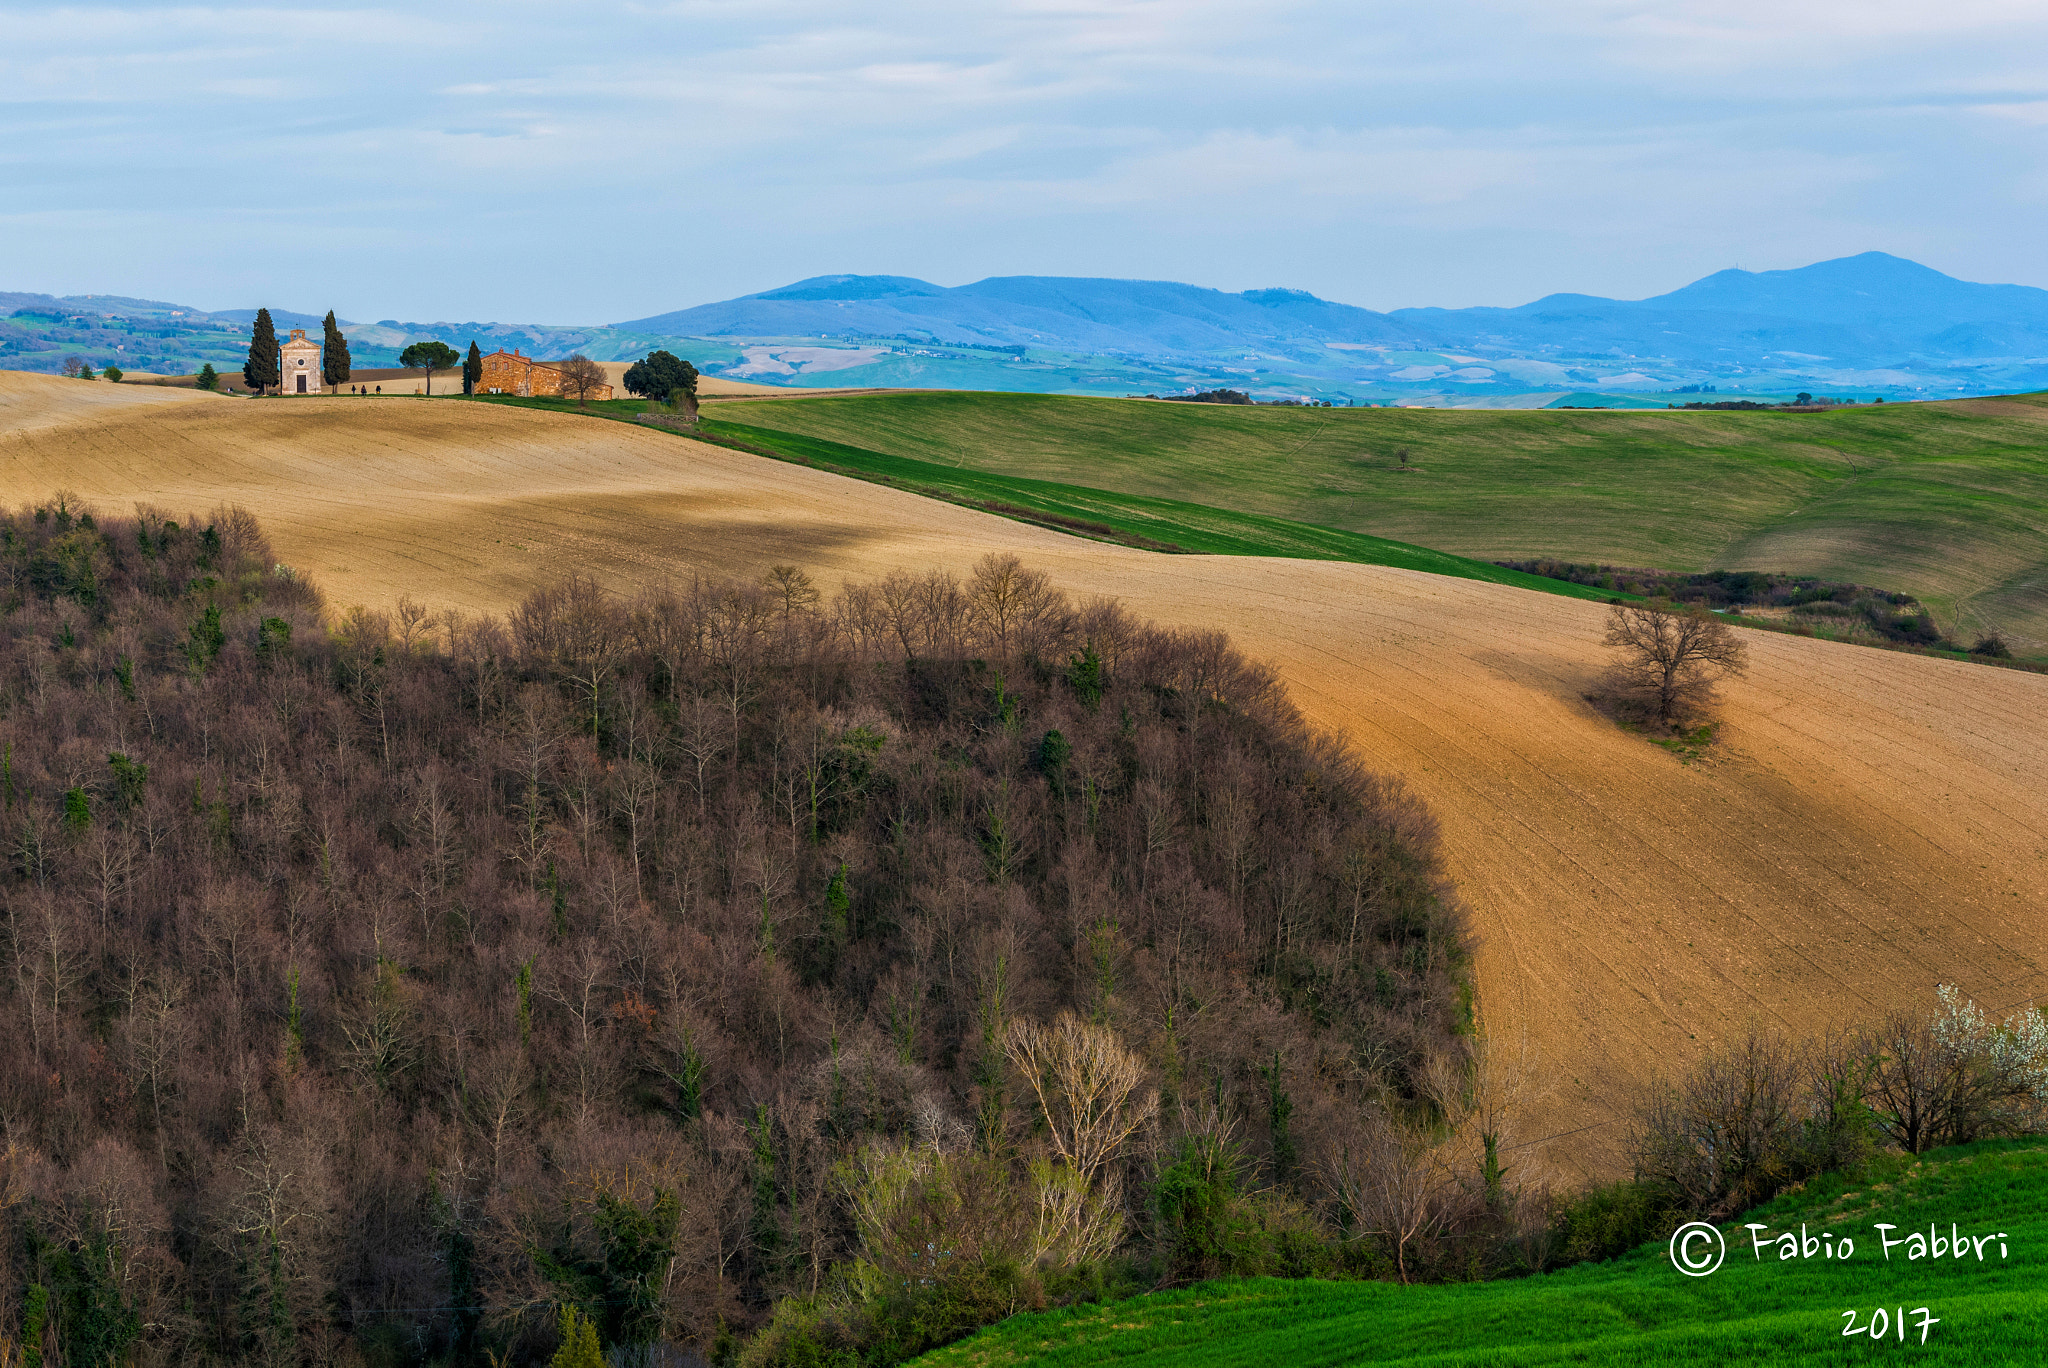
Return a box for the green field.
[914,1141,2048,1367]
[463,395,1618,604]
[706,391,2048,645]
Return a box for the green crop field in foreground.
[707,390,2048,645]
[915,1141,2048,1367]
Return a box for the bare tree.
[1631,1025,1800,1216]
[511,575,622,735]
[1600,603,1749,725]
[1005,1014,1157,1186]
[1319,1101,1467,1284]
[970,553,1058,656]
[673,693,729,818]
[555,354,609,408]
[764,564,820,620]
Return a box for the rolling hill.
[703,389,2048,649]
[4,369,2044,1185]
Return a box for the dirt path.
[5,384,2044,1179]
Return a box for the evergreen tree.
[464,340,482,396]
[243,308,280,395]
[320,310,352,390]
[195,362,219,392]
[549,1305,604,1368]
[622,350,698,403]
[398,340,460,395]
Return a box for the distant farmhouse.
[478,348,614,400]
[282,328,321,393]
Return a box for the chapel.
[281,328,322,394]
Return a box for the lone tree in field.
[463,340,482,396]
[321,310,352,390]
[623,349,699,407]
[195,363,219,391]
[243,308,280,395]
[1601,602,1750,725]
[398,340,460,395]
[555,354,608,408]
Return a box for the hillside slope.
[706,390,2048,648]
[3,380,2044,1178]
[0,368,223,433]
[916,1140,2048,1366]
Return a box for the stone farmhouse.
[281,328,322,393]
[477,348,614,400]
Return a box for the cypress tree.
[243,308,280,395]
[463,340,482,396]
[320,309,352,390]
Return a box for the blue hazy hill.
[616,274,1440,355]
[614,254,2048,370]
[1391,252,2048,362]
[1647,251,2048,329]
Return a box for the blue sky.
[3,0,2045,322]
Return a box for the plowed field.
[5,372,2044,1179]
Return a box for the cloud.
[1,0,2041,319]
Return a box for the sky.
[3,0,2046,323]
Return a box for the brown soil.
[0,368,225,433]
[4,377,2044,1180]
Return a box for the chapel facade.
[476,348,614,400]
[281,328,322,394]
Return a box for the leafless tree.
[1600,602,1749,725]
[970,553,1060,656]
[673,693,729,818]
[511,575,623,735]
[393,594,432,652]
[764,564,821,619]
[1006,1014,1157,1186]
[555,353,609,407]
[1632,1026,1801,1215]
[1321,1108,1463,1284]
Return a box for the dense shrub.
[1625,992,2048,1226]
[1496,560,1917,614]
[1548,1178,1688,1265]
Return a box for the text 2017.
[1842,1307,1938,1344]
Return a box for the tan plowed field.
[0,369,224,434]
[5,372,2045,1180]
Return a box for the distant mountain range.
[618,275,1435,355]
[9,253,2047,405]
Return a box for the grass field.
[917,1141,2048,1367]
[703,390,2048,648]
[464,394,1618,603]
